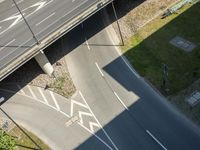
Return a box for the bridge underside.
[0,0,113,81]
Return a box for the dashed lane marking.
[146,130,167,150]
[95,62,104,77]
[113,91,129,111]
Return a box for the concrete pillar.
[34,51,54,76]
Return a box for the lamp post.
[12,0,39,44]
[111,1,124,46]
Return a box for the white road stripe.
[0,88,70,118]
[95,62,104,77]
[85,38,90,50]
[27,85,37,99]
[79,123,113,150]
[113,91,129,110]
[146,130,167,150]
[38,87,49,104]
[106,28,140,78]
[49,91,60,111]
[36,12,55,26]
[79,91,119,150]
[0,39,16,51]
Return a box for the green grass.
[9,127,51,150]
[122,3,200,95]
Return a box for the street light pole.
[111,1,124,46]
[12,0,39,45]
[0,107,42,150]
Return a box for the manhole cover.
[170,36,196,52]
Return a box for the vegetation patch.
[122,3,200,95]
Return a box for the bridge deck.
[0,0,112,80]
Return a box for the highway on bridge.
[0,0,111,80]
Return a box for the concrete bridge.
[0,0,113,81]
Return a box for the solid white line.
[85,38,90,50]
[146,130,167,150]
[49,91,60,111]
[78,123,113,150]
[38,87,49,104]
[106,28,140,79]
[36,12,55,26]
[27,85,37,99]
[113,91,129,110]
[79,91,119,150]
[0,39,16,51]
[95,62,104,77]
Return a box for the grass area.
[9,127,51,150]
[48,75,75,98]
[122,3,200,95]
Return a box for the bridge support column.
[34,51,54,76]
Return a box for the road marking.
[49,91,60,111]
[0,39,16,51]
[89,122,99,133]
[146,130,167,150]
[85,38,91,50]
[79,91,119,150]
[79,123,113,150]
[36,12,55,26]
[70,99,88,117]
[106,28,140,78]
[38,87,49,104]
[78,111,93,124]
[0,0,54,36]
[0,0,5,3]
[113,91,129,110]
[27,85,37,99]
[36,0,88,38]
[0,97,5,103]
[95,62,104,77]
[0,88,70,118]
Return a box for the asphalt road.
[65,10,200,150]
[0,0,105,71]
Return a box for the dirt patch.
[111,0,179,40]
[2,40,76,98]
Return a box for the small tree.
[0,130,16,150]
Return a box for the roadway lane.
[66,10,200,150]
[0,0,109,72]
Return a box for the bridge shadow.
[75,3,200,150]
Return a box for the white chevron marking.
[78,111,92,124]
[70,99,88,117]
[89,122,100,133]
